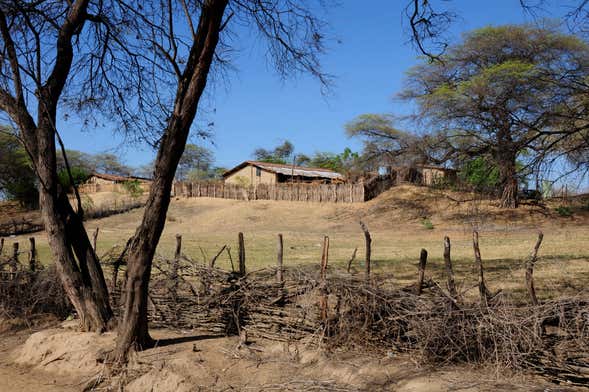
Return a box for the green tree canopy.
[0,130,38,207]
[177,144,215,180]
[345,114,423,170]
[400,24,589,208]
[253,140,295,164]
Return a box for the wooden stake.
[443,236,458,299]
[209,245,227,268]
[346,247,358,273]
[238,232,246,276]
[415,248,428,295]
[359,221,372,283]
[525,231,544,306]
[174,234,182,259]
[28,237,36,272]
[277,234,284,283]
[92,227,99,253]
[10,242,18,278]
[472,231,489,307]
[320,236,329,281]
[320,236,329,322]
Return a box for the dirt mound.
[14,326,114,376]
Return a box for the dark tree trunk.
[496,147,519,209]
[36,120,114,332]
[1,0,115,333]
[115,0,229,360]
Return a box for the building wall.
[88,176,115,185]
[224,165,277,185]
[421,168,455,186]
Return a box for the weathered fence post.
[10,242,19,278]
[277,233,284,283]
[359,221,372,283]
[472,231,489,307]
[320,236,329,322]
[346,247,358,273]
[320,236,329,280]
[209,245,227,268]
[415,248,428,295]
[28,237,36,272]
[525,231,544,306]
[174,234,182,260]
[443,236,458,300]
[93,227,99,253]
[238,232,246,276]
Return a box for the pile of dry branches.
[109,252,588,386]
[0,264,71,321]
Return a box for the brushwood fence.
[172,182,367,203]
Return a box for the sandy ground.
[0,323,570,392]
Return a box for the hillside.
[3,184,586,303]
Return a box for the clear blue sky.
[56,0,575,171]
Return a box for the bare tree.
[114,0,331,359]
[0,1,114,331]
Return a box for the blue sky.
[56,0,575,170]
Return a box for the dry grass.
[3,185,588,302]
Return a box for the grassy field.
[4,185,589,301]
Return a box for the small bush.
[555,205,573,217]
[421,218,434,230]
[122,179,144,198]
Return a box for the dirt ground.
[0,322,573,392]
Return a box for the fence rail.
[173,181,367,203]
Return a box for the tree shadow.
[153,333,226,348]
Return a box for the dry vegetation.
[1,185,588,390]
[7,185,587,301]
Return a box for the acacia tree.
[0,0,329,345]
[345,114,427,169]
[114,0,330,359]
[0,1,116,331]
[400,25,589,208]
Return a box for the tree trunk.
[497,149,518,209]
[36,125,113,331]
[115,0,229,360]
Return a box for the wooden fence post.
[443,236,458,299]
[472,231,489,307]
[238,232,246,276]
[320,236,329,322]
[346,247,358,273]
[359,221,372,283]
[277,233,284,283]
[209,245,227,268]
[525,232,544,306]
[320,236,329,281]
[10,242,19,278]
[415,249,428,295]
[29,237,36,272]
[174,234,182,260]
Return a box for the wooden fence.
[78,182,150,194]
[172,181,367,203]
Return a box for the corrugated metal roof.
[222,161,344,180]
[256,163,344,179]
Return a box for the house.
[222,161,344,186]
[86,172,152,185]
[81,173,152,193]
[388,165,457,186]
